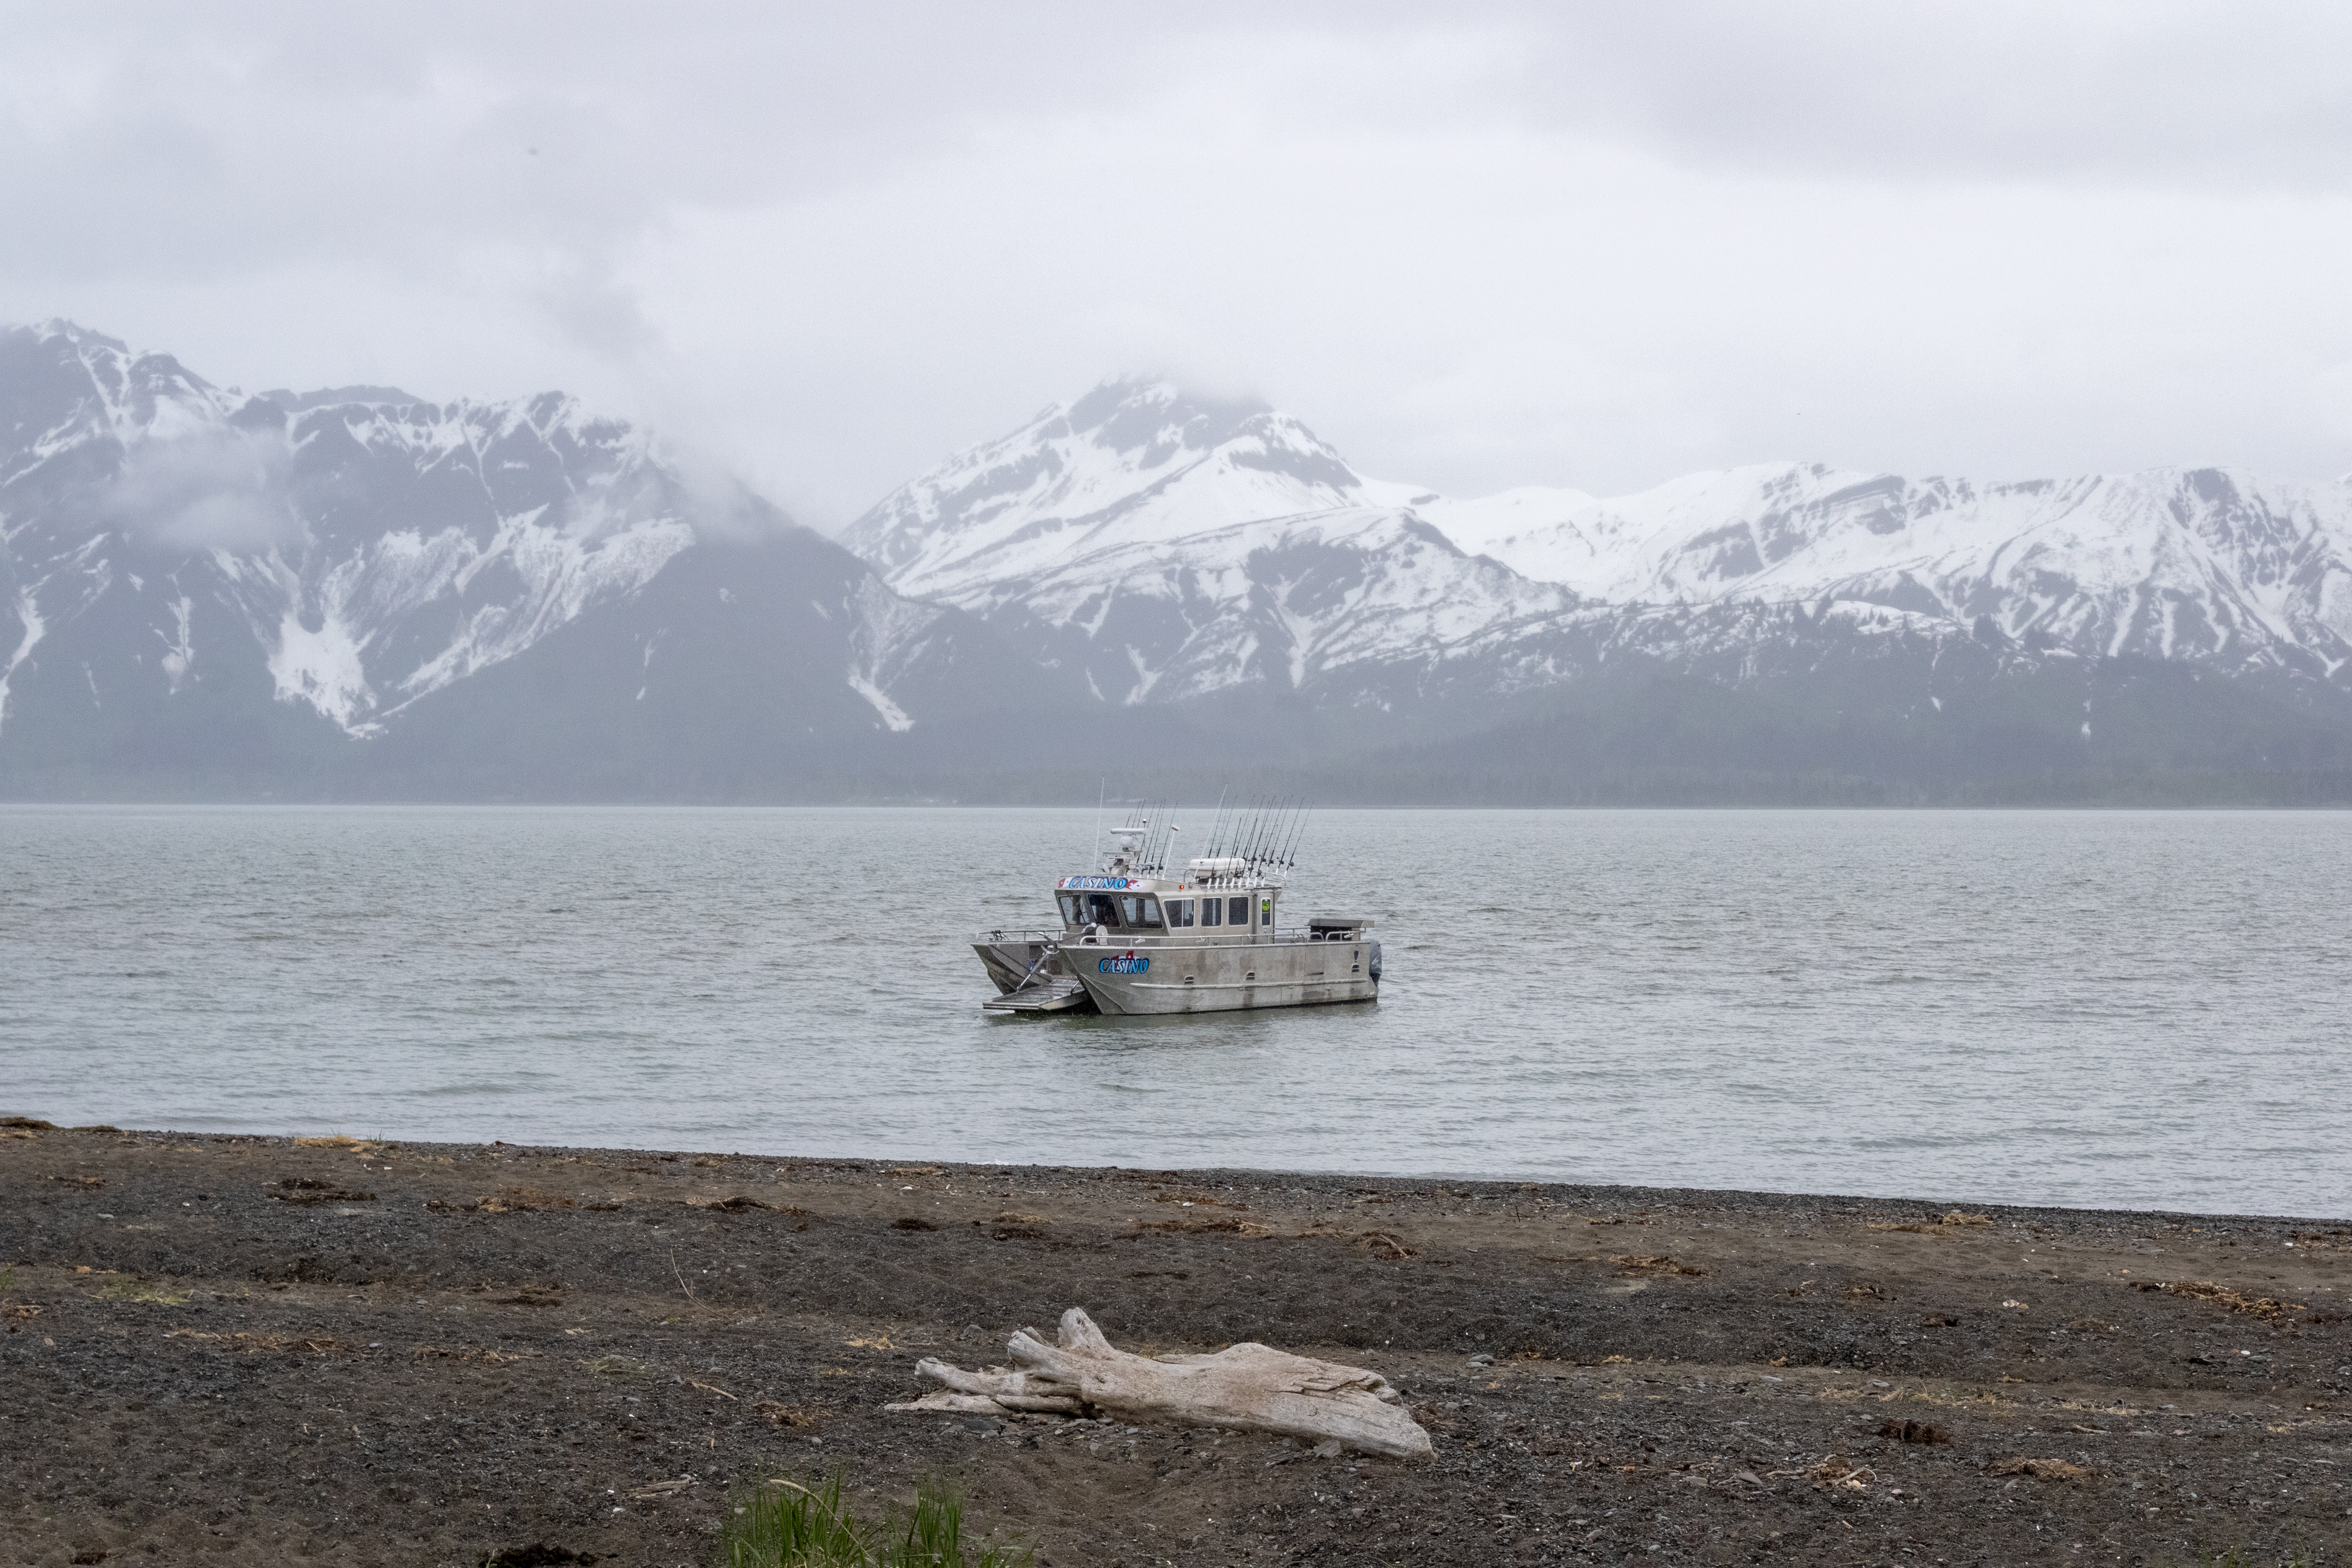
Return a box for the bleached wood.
[884,1307,1432,1459]
[893,1390,1086,1415]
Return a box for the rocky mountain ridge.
[0,321,1048,796]
[1426,463,2352,677]
[846,378,2352,704]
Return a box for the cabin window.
[1120,894,1164,928]
[1167,898,1194,927]
[1085,892,1123,927]
[1057,893,1083,925]
[1200,896,1221,927]
[1259,897,1272,927]
[1227,895,1249,926]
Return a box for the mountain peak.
[1048,374,1374,495]
[1056,374,1270,450]
[839,376,1371,591]
[16,318,128,353]
[255,385,426,413]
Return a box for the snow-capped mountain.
[849,378,2352,701]
[842,379,1588,710]
[841,376,1423,598]
[1421,464,2352,678]
[835,375,2352,792]
[0,321,1049,794]
[10,328,2351,801]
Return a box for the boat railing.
[1039,926,1361,946]
[974,927,1062,946]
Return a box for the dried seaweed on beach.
[2140,1279,2308,1321]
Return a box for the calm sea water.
[4,806,2347,1218]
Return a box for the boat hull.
[1067,936,1377,1016]
[972,935,1057,995]
[972,934,1101,1015]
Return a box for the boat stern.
[972,930,1056,994]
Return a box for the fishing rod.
[1267,795,1297,867]
[1148,799,1173,871]
[1281,802,1312,867]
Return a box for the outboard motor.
[1366,940,1382,981]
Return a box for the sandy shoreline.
[4,1121,2348,1566]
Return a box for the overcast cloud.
[5,2,2350,527]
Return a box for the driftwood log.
[885,1307,1432,1459]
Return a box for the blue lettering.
[1096,956,1150,975]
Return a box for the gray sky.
[7,2,2351,528]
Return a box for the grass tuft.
[721,1472,866,1568]
[719,1472,1027,1568]
[94,1279,191,1305]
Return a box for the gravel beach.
[4,1121,2348,1566]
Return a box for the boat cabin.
[1054,878,1279,936]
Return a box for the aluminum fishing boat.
[973,802,1380,1016]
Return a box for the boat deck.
[980,975,1095,1014]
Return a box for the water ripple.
[2,804,2347,1217]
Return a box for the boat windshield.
[1060,890,1167,929]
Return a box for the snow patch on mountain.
[0,587,44,739]
[157,594,195,692]
[922,502,1580,705]
[842,575,956,731]
[268,592,375,731]
[845,670,913,731]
